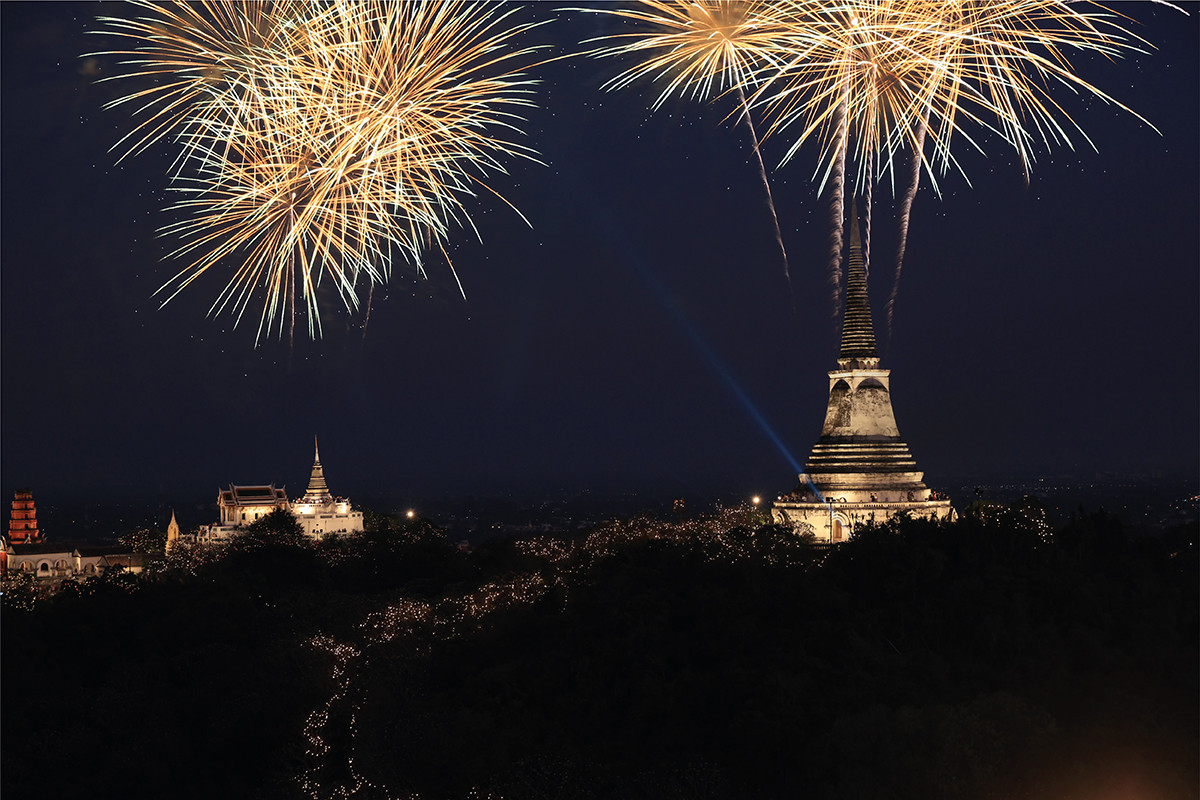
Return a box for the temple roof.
[76,545,137,558]
[838,201,879,363]
[218,485,288,507]
[6,541,88,556]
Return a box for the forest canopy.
[3,505,1196,800]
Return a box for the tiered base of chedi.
[773,205,955,542]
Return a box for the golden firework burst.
[578,0,1165,321]
[91,1,547,344]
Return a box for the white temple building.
[197,439,363,543]
[290,438,363,537]
[197,485,289,543]
[773,205,955,542]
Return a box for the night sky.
[2,2,1197,508]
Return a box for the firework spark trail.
[753,0,1171,335]
[735,84,794,309]
[577,0,1162,333]
[575,1,790,109]
[91,1,548,345]
[288,208,297,351]
[754,3,926,187]
[744,2,921,318]
[97,1,1169,346]
[575,1,799,292]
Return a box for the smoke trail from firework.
[863,147,872,280]
[888,113,929,337]
[581,0,1167,334]
[756,0,1168,325]
[826,98,849,320]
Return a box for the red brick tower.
[8,490,41,544]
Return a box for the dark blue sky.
[3,2,1197,507]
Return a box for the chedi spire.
[838,199,879,366]
[303,436,332,505]
[771,201,955,541]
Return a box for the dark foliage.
[2,510,1195,800]
[120,526,167,554]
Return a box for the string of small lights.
[295,506,831,796]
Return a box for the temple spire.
[166,509,180,553]
[304,437,332,504]
[838,199,879,366]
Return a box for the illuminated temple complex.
[1,489,146,583]
[773,207,955,542]
[198,439,363,543]
[290,438,363,536]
